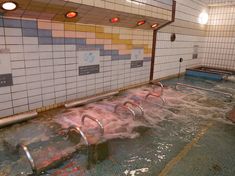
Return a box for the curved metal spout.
[66,126,89,146]
[114,104,136,118]
[81,114,104,136]
[123,101,144,116]
[145,92,166,105]
[17,143,37,175]
[152,81,164,96]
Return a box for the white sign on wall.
[78,50,100,66]
[131,49,144,61]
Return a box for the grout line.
[158,122,213,176]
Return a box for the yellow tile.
[96,33,105,39]
[95,26,104,33]
[65,23,76,31]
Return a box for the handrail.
[152,81,164,96]
[145,92,166,105]
[66,126,89,146]
[123,101,144,116]
[114,104,136,118]
[81,114,104,136]
[175,83,233,101]
[17,143,37,175]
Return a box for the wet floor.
[0,76,234,176]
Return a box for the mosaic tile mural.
[0,16,153,118]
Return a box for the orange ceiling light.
[151,23,159,28]
[65,11,78,18]
[110,17,120,23]
[1,1,17,11]
[137,20,146,26]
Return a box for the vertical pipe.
[149,0,176,81]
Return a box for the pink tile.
[119,50,131,55]
[52,30,65,37]
[86,39,96,44]
[65,31,76,38]
[104,39,112,44]
[76,32,87,38]
[86,32,96,38]
[95,39,104,44]
[52,22,64,30]
[38,20,52,30]
[104,45,112,50]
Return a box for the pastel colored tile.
[52,30,64,37]
[52,22,64,30]
[86,32,96,38]
[65,38,76,45]
[38,29,52,37]
[38,20,52,30]
[22,28,38,37]
[86,38,96,44]
[119,50,131,55]
[3,18,21,28]
[76,32,87,38]
[22,20,37,29]
[65,23,76,31]
[53,38,65,45]
[76,38,86,45]
[65,31,76,38]
[0,18,3,27]
[38,37,53,45]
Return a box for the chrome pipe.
[123,101,144,116]
[65,91,119,108]
[81,114,104,136]
[114,104,136,118]
[17,143,37,175]
[176,83,233,100]
[152,81,164,96]
[145,92,166,105]
[66,126,89,146]
[0,111,38,128]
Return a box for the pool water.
[0,76,234,176]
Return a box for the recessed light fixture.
[151,23,159,28]
[198,11,209,25]
[1,1,17,11]
[110,17,120,23]
[137,20,146,26]
[65,11,78,18]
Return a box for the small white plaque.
[78,50,100,66]
[131,49,144,61]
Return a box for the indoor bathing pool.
[0,76,234,176]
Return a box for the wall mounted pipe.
[123,101,144,116]
[145,92,166,105]
[66,125,89,146]
[0,111,38,129]
[151,81,164,96]
[17,143,37,175]
[81,114,104,136]
[114,104,136,119]
[65,91,119,108]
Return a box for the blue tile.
[95,44,104,50]
[112,50,119,56]
[38,37,52,45]
[22,20,37,29]
[76,38,86,45]
[38,29,52,37]
[65,38,76,45]
[4,18,21,28]
[112,54,131,61]
[53,37,65,45]
[100,50,112,56]
[22,28,38,37]
[143,57,151,62]
[0,18,3,27]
